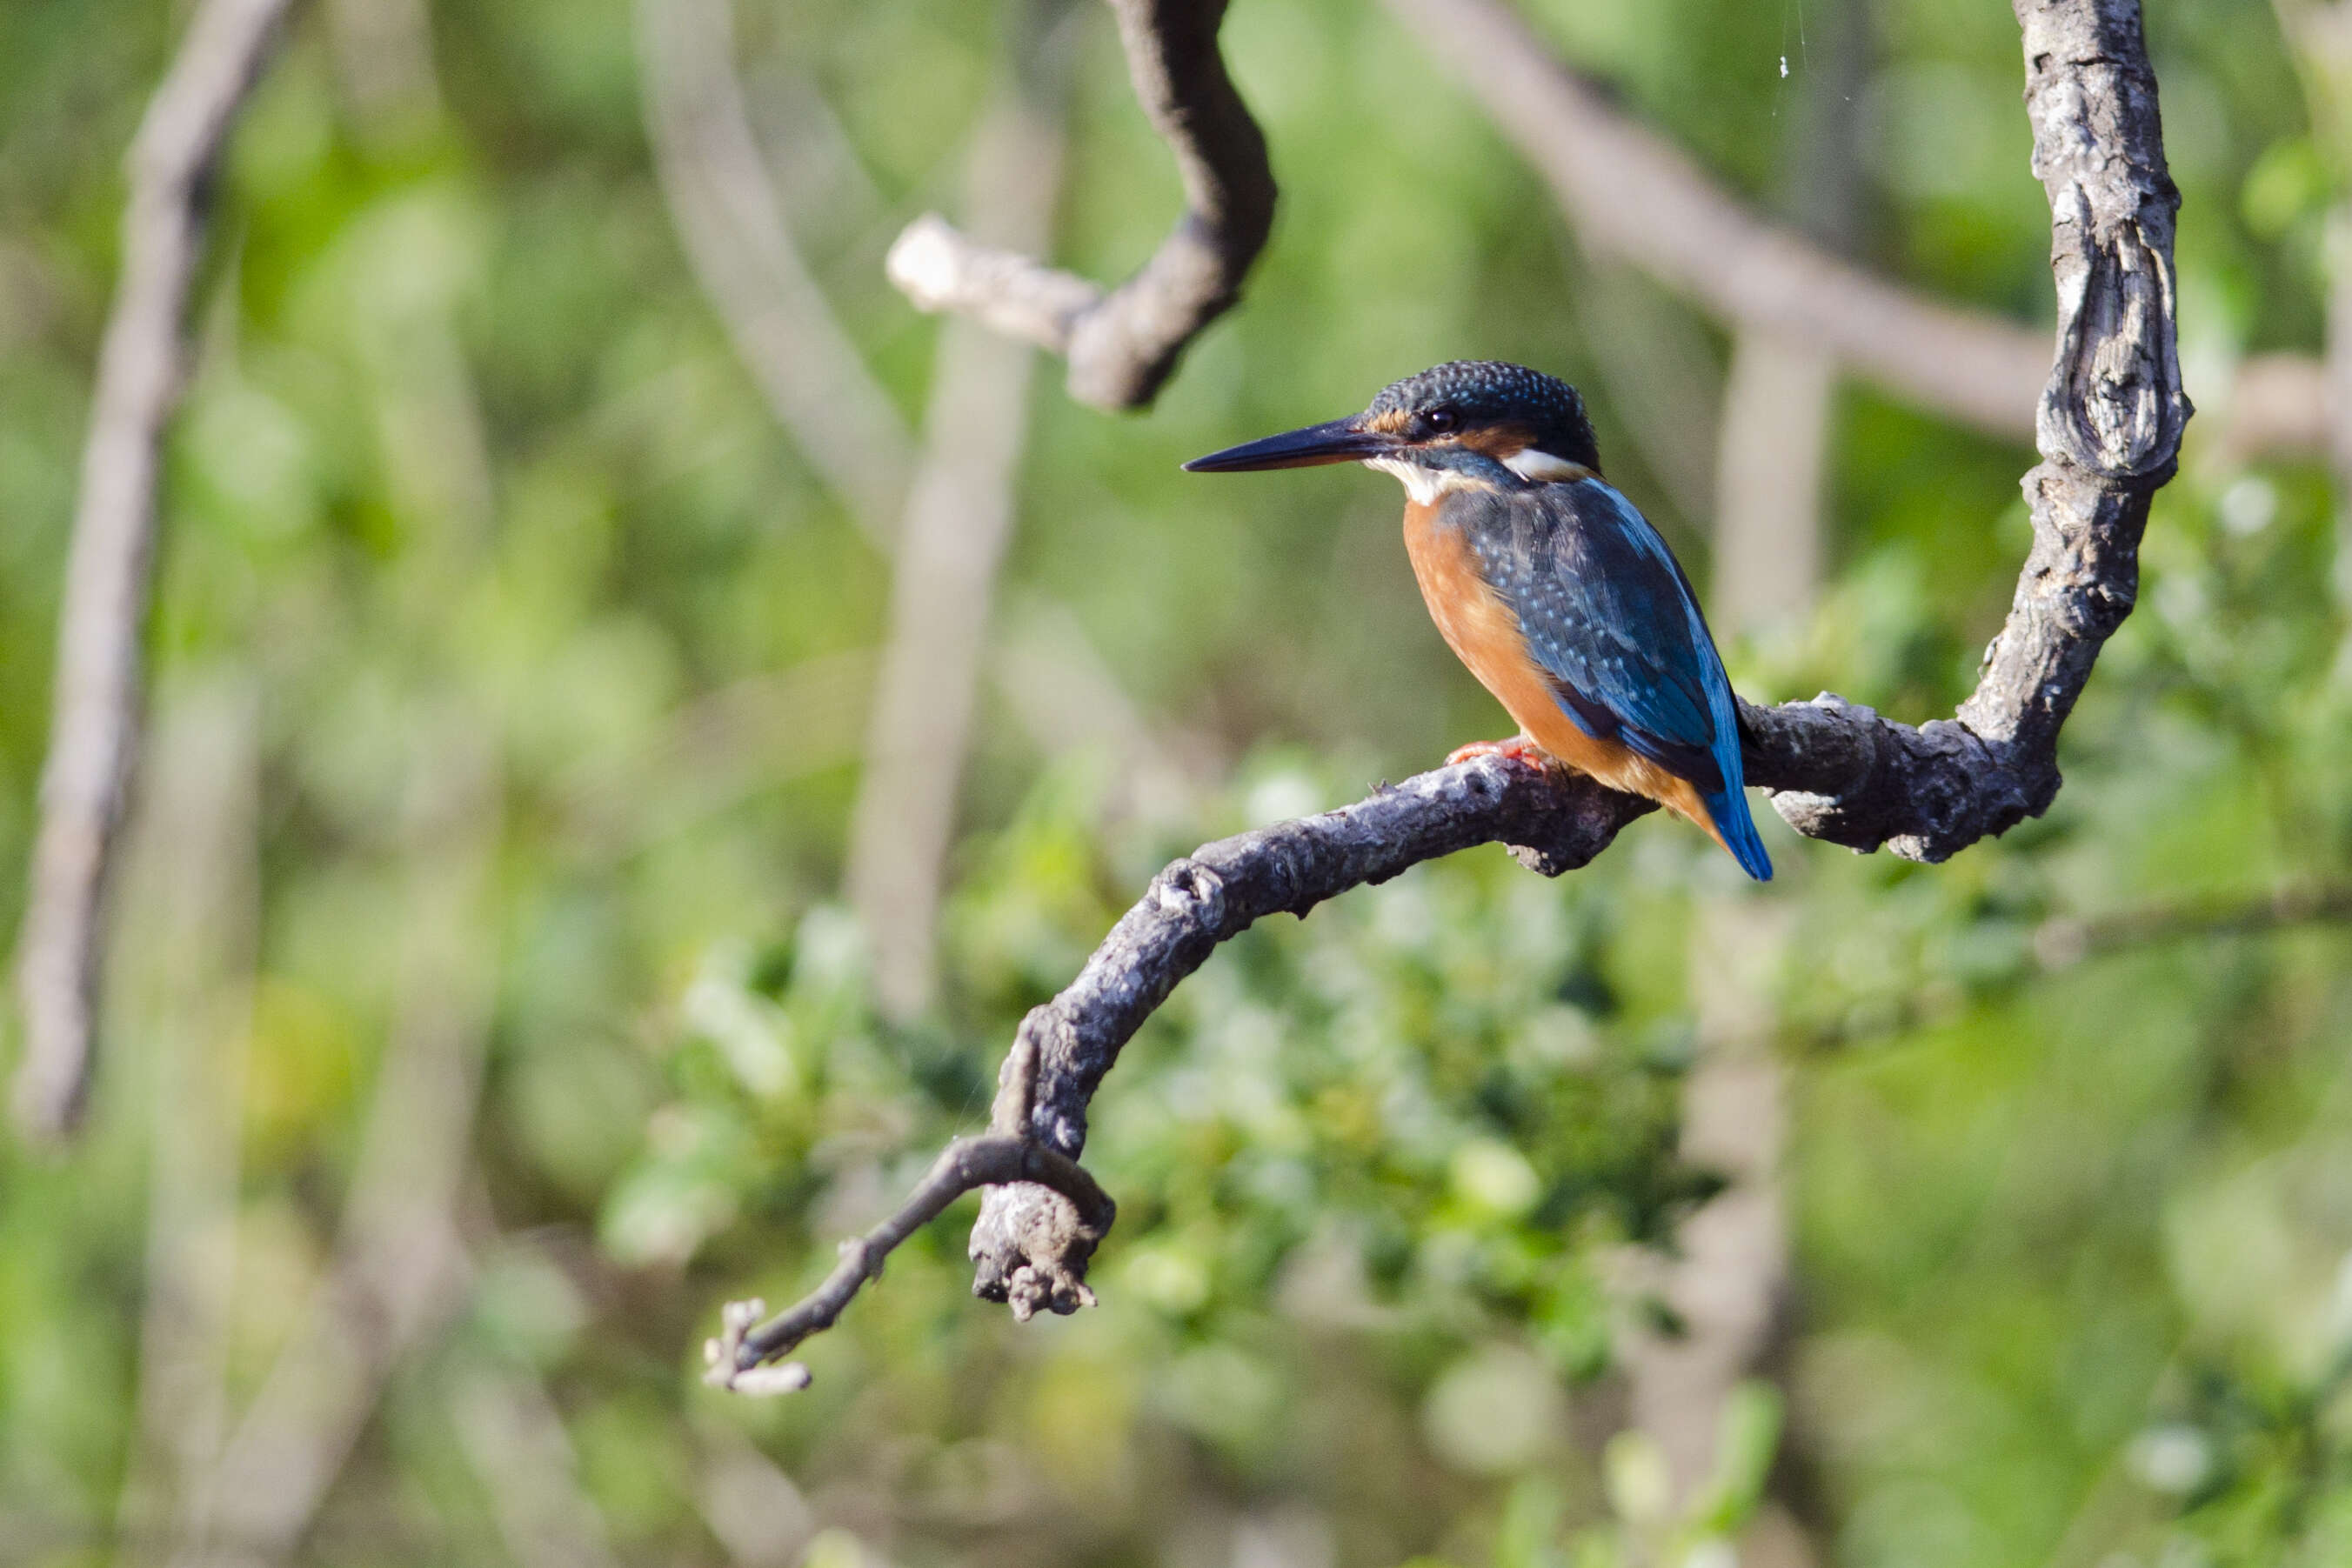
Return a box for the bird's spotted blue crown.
[1368,361,1599,470]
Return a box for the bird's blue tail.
[1703,787,1774,882]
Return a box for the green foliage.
[0,0,2349,1564]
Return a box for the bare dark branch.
[715,0,2186,1385]
[11,0,296,1141]
[885,0,1274,410]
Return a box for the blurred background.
[2,0,2348,1563]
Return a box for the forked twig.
[705,1134,1115,1393]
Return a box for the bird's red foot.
[1446,735,1550,770]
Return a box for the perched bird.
[1185,360,1771,881]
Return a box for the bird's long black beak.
[1182,417,1396,472]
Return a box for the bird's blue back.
[1440,477,1773,881]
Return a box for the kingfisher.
[1185,360,1772,881]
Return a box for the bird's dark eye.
[1424,409,1457,435]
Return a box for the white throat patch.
[1366,457,1483,504]
[1501,448,1595,484]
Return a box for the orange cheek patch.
[1455,424,1540,459]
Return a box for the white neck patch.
[1501,448,1595,484]
[1366,457,1480,504]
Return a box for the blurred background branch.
[177,724,499,1568]
[113,677,261,1561]
[637,0,917,549]
[2035,881,2352,968]
[447,1350,625,1568]
[1391,0,2309,464]
[637,0,1191,1020]
[11,0,295,1141]
[1613,11,1870,1556]
[845,63,1070,1024]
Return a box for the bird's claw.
[1446,735,1550,770]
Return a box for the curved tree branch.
[885,0,1274,410]
[11,0,297,1141]
[712,764,1634,1380]
[713,0,2185,1385]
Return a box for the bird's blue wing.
[1451,477,1772,880]
[1453,480,1727,790]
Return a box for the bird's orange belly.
[1401,501,1724,844]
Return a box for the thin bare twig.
[12,0,295,1141]
[705,1134,1114,1391]
[712,0,2186,1386]
[885,0,1274,410]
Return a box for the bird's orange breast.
[1401,497,1726,848]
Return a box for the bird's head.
[1183,360,1600,502]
